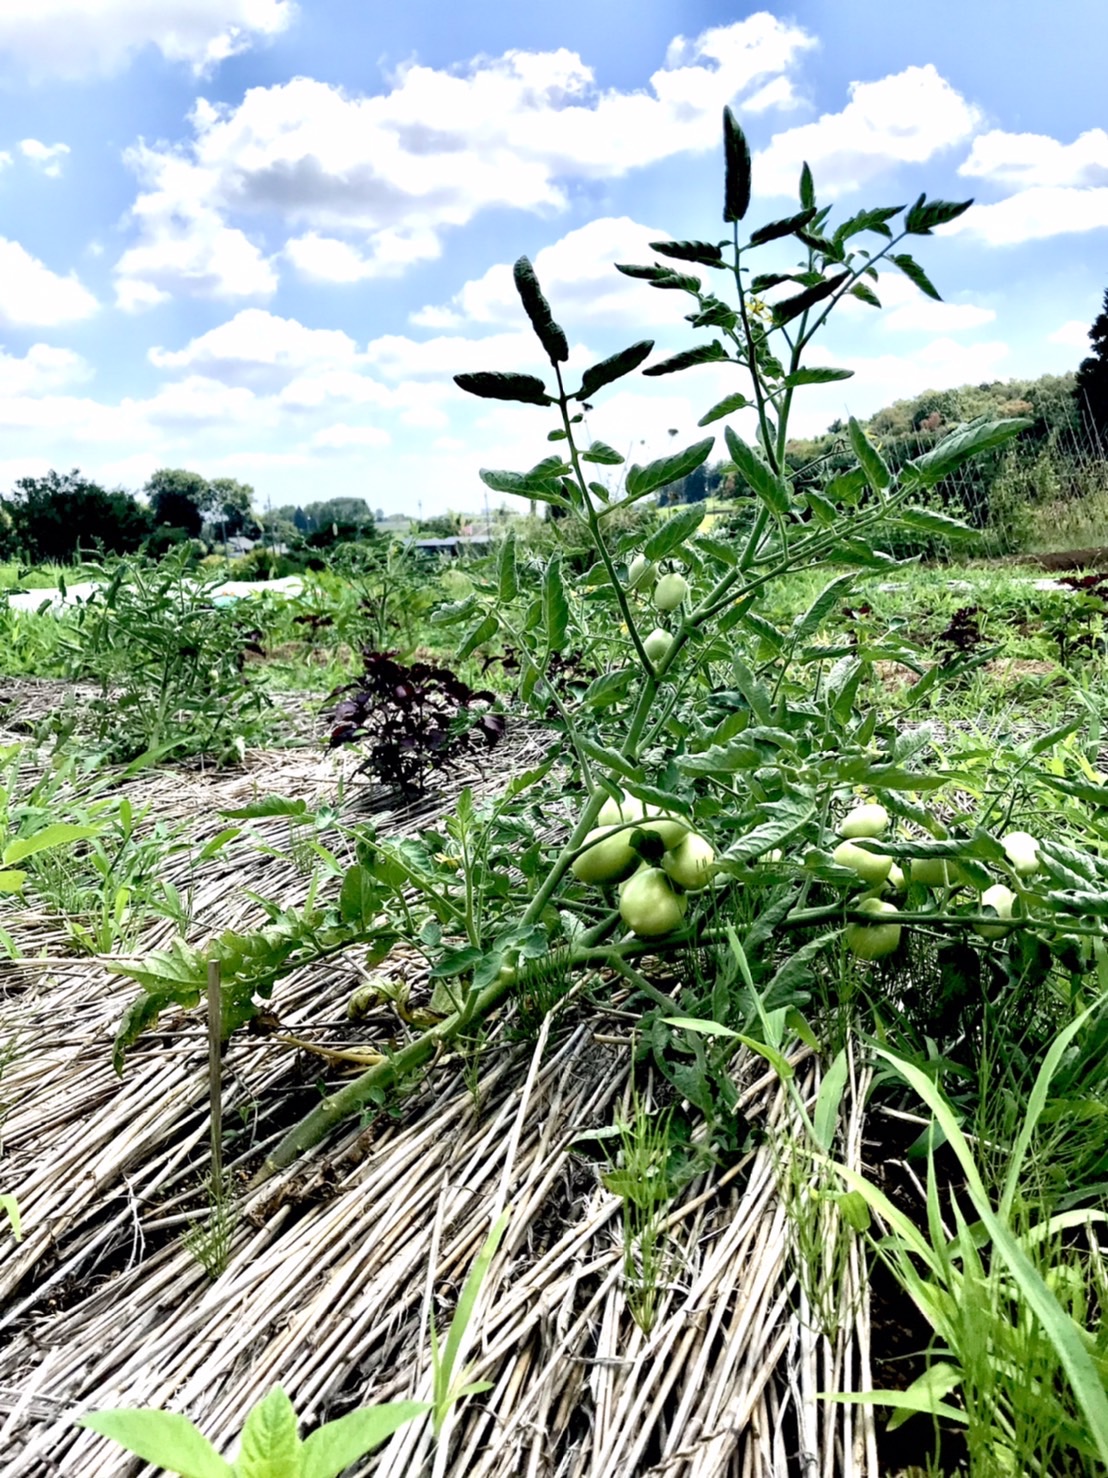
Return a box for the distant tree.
[293,507,309,533]
[2,469,151,562]
[304,496,375,530]
[144,467,209,539]
[1074,289,1108,444]
[207,477,259,539]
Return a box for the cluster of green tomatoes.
[626,552,689,666]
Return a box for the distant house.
[408,534,492,557]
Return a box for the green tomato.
[627,554,657,592]
[886,862,906,891]
[838,803,889,840]
[619,867,689,938]
[643,627,673,664]
[844,897,901,959]
[909,856,964,889]
[833,838,892,886]
[652,572,689,612]
[571,826,639,885]
[974,883,1016,940]
[596,790,645,828]
[662,831,717,891]
[1002,831,1040,877]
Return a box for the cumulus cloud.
[959,128,1108,188]
[756,64,982,197]
[114,16,814,303]
[1049,319,1094,350]
[0,343,91,395]
[148,308,359,386]
[0,0,295,81]
[0,238,98,326]
[833,269,995,334]
[310,423,391,452]
[940,186,1108,245]
[19,139,70,176]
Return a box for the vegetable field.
[2,113,1108,1478]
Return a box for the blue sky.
[0,1,1105,517]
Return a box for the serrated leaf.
[581,441,625,465]
[724,426,790,515]
[748,207,818,247]
[749,271,802,293]
[576,736,644,783]
[644,505,706,560]
[456,613,499,661]
[771,273,849,327]
[497,533,518,601]
[723,106,752,223]
[792,572,857,645]
[301,1404,430,1478]
[782,366,854,387]
[641,342,730,377]
[625,437,714,500]
[614,262,678,283]
[580,668,635,709]
[904,194,973,235]
[453,371,551,406]
[78,1410,232,1478]
[848,416,890,492]
[542,558,569,652]
[903,416,1033,486]
[805,490,837,526]
[850,281,881,308]
[478,469,568,504]
[577,340,654,400]
[890,252,942,301]
[221,796,310,820]
[648,239,725,266]
[898,506,979,541]
[697,391,750,426]
[513,256,568,363]
[824,467,868,506]
[723,799,816,861]
[429,595,479,626]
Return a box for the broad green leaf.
[903,416,1033,487]
[890,252,941,300]
[748,207,818,246]
[0,869,26,893]
[301,1403,430,1478]
[644,505,706,560]
[456,613,499,661]
[666,1015,740,1039]
[898,506,978,541]
[625,437,714,501]
[577,340,653,400]
[799,161,814,210]
[782,366,854,387]
[453,371,551,406]
[235,1385,300,1477]
[904,194,973,235]
[576,736,643,782]
[338,865,381,927]
[771,272,848,327]
[849,281,881,309]
[429,595,478,626]
[848,416,890,492]
[724,426,790,515]
[3,823,100,865]
[513,257,568,363]
[721,799,816,861]
[478,469,567,504]
[697,390,750,426]
[614,262,689,285]
[581,441,624,465]
[813,1049,849,1152]
[542,558,569,652]
[497,533,518,602]
[78,1410,232,1478]
[580,668,635,709]
[792,572,857,645]
[723,106,752,222]
[648,239,725,266]
[641,343,729,377]
[832,205,903,244]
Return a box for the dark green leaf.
[799,162,815,211]
[580,668,635,709]
[782,366,854,387]
[429,595,479,626]
[478,469,568,503]
[543,557,569,652]
[513,256,568,363]
[497,533,518,601]
[649,239,725,266]
[457,612,499,661]
[849,281,881,308]
[644,505,706,560]
[848,416,890,492]
[697,390,750,426]
[581,441,625,465]
[805,489,838,526]
[833,206,904,244]
[577,340,654,400]
[903,416,1033,487]
[824,467,868,506]
[890,252,941,301]
[576,736,644,783]
[904,194,973,235]
[771,273,849,327]
[724,426,790,515]
[723,106,752,223]
[221,796,310,820]
[642,342,730,377]
[792,572,858,645]
[625,437,715,500]
[748,208,818,247]
[724,798,816,861]
[614,262,680,283]
[454,371,551,406]
[898,506,979,541]
[750,272,802,293]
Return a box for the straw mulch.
[0,694,880,1477]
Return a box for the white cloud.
[757,64,982,197]
[149,309,359,385]
[959,128,1108,188]
[114,17,814,304]
[0,0,295,80]
[133,374,267,429]
[0,343,91,394]
[1049,319,1093,350]
[19,138,70,176]
[833,269,995,334]
[0,238,98,325]
[941,185,1108,245]
[310,423,391,451]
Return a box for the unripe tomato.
[627,554,657,591]
[596,790,645,828]
[887,862,906,891]
[974,883,1016,939]
[619,867,688,937]
[571,826,639,885]
[643,627,672,664]
[909,857,964,889]
[838,803,888,840]
[833,839,892,885]
[662,831,716,891]
[653,572,689,612]
[844,897,901,959]
[1001,831,1040,877]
